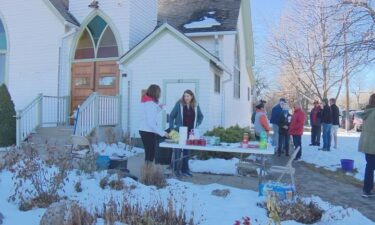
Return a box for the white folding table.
[159,142,274,184]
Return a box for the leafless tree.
[269,0,367,104]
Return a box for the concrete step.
[28,126,75,146]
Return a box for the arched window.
[0,18,6,84]
[74,15,119,60]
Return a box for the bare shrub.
[8,144,69,211]
[75,181,83,193]
[108,178,125,191]
[140,163,167,189]
[211,189,230,198]
[100,177,109,189]
[99,195,196,225]
[258,195,324,224]
[105,128,116,145]
[75,151,98,174]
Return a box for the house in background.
[0,0,255,145]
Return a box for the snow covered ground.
[0,169,373,225]
[300,131,366,181]
[189,131,367,181]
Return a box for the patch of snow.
[208,11,216,15]
[184,17,221,29]
[92,142,144,158]
[190,158,239,175]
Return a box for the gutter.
[185,31,237,37]
[221,69,233,127]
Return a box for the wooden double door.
[71,61,119,112]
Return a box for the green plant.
[0,84,16,147]
[197,125,252,159]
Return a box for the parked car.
[340,110,364,132]
[353,111,364,132]
[340,110,355,130]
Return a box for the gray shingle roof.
[49,0,80,26]
[158,0,241,33]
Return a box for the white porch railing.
[75,93,121,137]
[16,94,70,146]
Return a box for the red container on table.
[186,139,193,145]
[193,139,200,145]
[200,139,207,146]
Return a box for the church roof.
[49,0,242,33]
[158,0,242,33]
[49,0,80,26]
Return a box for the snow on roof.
[184,16,221,29]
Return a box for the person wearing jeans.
[270,98,287,149]
[358,94,375,198]
[289,102,306,160]
[169,90,204,177]
[320,98,332,151]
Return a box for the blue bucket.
[341,159,354,172]
[96,155,110,170]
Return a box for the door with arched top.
[71,15,119,112]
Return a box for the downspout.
[57,26,78,124]
[221,71,233,127]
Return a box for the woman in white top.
[139,84,168,162]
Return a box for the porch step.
[27,126,74,146]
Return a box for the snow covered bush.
[8,145,70,211]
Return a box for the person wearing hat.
[270,98,287,149]
[309,100,322,146]
[254,102,270,140]
[251,100,266,124]
[320,98,332,151]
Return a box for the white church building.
[0,0,255,144]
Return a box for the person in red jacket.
[289,102,306,160]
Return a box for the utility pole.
[343,15,351,131]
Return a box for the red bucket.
[340,159,354,172]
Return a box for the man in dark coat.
[270,98,287,149]
[320,98,332,151]
[310,100,322,146]
[330,98,340,149]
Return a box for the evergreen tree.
[0,84,16,147]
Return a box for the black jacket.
[321,105,332,124]
[330,104,340,126]
[278,112,292,135]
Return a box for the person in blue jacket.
[270,98,287,149]
[169,90,204,177]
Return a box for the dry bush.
[8,144,70,211]
[140,163,167,189]
[99,196,196,225]
[75,151,98,174]
[75,181,83,193]
[105,128,116,145]
[108,178,125,191]
[258,195,324,225]
[100,177,109,189]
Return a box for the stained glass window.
[97,27,118,58]
[0,19,6,84]
[75,29,95,59]
[0,19,6,50]
[74,16,118,60]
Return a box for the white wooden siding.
[0,0,65,110]
[121,31,216,137]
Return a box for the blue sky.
[251,0,374,92]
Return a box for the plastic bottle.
[259,131,267,149]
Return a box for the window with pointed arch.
[0,18,6,84]
[74,15,119,60]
